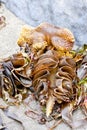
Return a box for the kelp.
[0,52,33,104]
[0,24,87,129]
[77,54,87,114]
[0,44,87,129]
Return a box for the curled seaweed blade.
[2,61,16,96]
[12,69,32,88]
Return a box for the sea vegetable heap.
[0,23,87,129]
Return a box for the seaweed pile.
[0,23,87,129]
